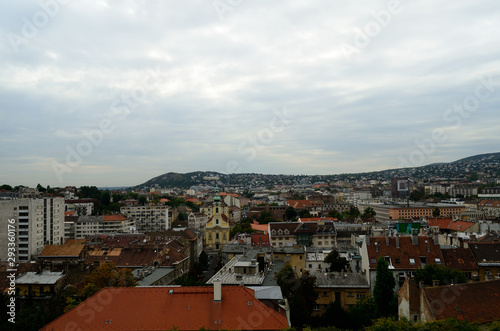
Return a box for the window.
[409,258,415,265]
[356,294,366,299]
[370,258,376,264]
[435,258,442,264]
[309,264,313,268]
[395,258,401,264]
[420,257,427,266]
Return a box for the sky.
[1,0,500,188]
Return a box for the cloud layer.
[1,0,499,187]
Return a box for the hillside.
[132,152,500,190]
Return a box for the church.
[204,186,232,250]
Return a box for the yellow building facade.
[204,187,231,250]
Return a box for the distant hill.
[132,152,500,190]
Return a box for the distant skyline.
[1,1,500,187]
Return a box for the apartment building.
[120,205,170,232]
[70,215,135,238]
[0,197,65,262]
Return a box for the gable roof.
[41,286,289,330]
[428,218,476,232]
[441,247,478,271]
[39,239,86,257]
[424,280,500,323]
[468,242,500,264]
[366,236,444,269]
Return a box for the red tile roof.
[441,247,478,271]
[251,234,270,247]
[103,214,129,222]
[424,280,500,323]
[366,236,443,269]
[41,286,289,330]
[251,223,269,233]
[428,218,476,231]
[299,217,336,222]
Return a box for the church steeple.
[213,184,221,204]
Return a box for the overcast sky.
[1,0,499,188]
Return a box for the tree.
[285,206,297,220]
[138,196,147,205]
[275,265,298,299]
[432,207,441,218]
[373,257,397,318]
[65,262,136,312]
[100,191,111,206]
[299,209,312,218]
[289,271,318,327]
[0,184,13,191]
[324,250,348,272]
[414,264,467,287]
[177,212,188,221]
[327,209,343,220]
[36,183,46,192]
[362,207,376,218]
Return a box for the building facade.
[0,197,65,262]
[120,205,170,232]
[205,188,231,250]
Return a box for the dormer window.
[284,229,290,235]
[271,229,276,235]
[409,258,415,265]
[278,229,283,235]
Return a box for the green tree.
[36,183,46,192]
[327,209,343,220]
[289,271,318,328]
[79,186,101,199]
[373,257,397,318]
[414,263,467,287]
[345,205,361,218]
[0,184,13,191]
[66,262,137,311]
[432,207,441,218]
[362,207,376,218]
[101,191,111,206]
[285,206,297,220]
[324,250,348,272]
[275,265,297,299]
[138,196,147,205]
[299,209,312,218]
[177,212,188,221]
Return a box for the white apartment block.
[187,212,208,231]
[0,197,65,262]
[120,205,170,232]
[71,215,135,238]
[65,199,94,216]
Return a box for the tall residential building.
[0,197,65,262]
[120,205,170,232]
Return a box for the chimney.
[433,229,439,246]
[411,229,418,245]
[213,278,222,302]
[396,233,400,249]
[385,230,389,246]
[366,234,370,246]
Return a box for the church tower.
[204,185,231,250]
